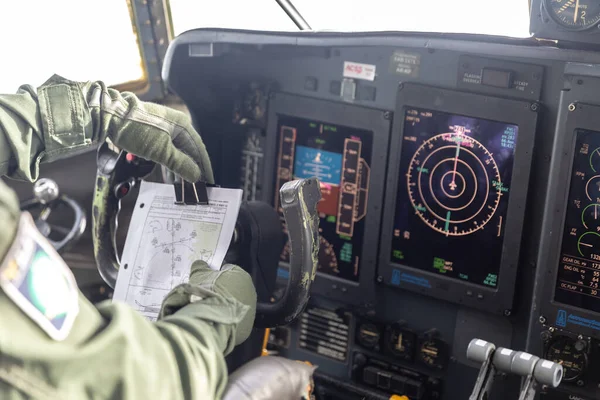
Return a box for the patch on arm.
[0,213,78,341]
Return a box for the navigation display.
[555,129,600,313]
[390,108,518,287]
[274,115,373,282]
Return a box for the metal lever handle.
[254,177,321,328]
[467,339,563,400]
[467,339,497,400]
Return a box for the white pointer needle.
[451,137,461,190]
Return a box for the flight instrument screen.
[555,129,600,313]
[390,108,518,287]
[274,115,373,282]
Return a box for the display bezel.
[539,102,600,339]
[263,92,391,305]
[378,83,538,314]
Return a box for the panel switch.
[362,366,378,385]
[481,68,513,88]
[376,371,392,390]
[405,379,425,399]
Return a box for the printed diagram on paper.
[113,181,242,321]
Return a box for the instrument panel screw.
[578,334,584,340]
[539,316,547,324]
[398,83,404,90]
[504,309,512,317]
[568,103,577,112]
[530,103,539,112]
[383,111,392,120]
[540,331,551,341]
[376,276,384,283]
[577,380,585,387]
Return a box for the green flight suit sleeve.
[0,183,255,398]
[0,75,214,183]
[0,265,253,400]
[0,77,257,399]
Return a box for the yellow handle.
[261,328,270,356]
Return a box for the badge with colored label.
[0,213,79,341]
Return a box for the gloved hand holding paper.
[113,181,243,321]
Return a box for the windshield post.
[275,0,311,30]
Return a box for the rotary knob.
[33,178,60,204]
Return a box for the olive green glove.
[159,261,257,354]
[0,180,19,263]
[0,75,214,183]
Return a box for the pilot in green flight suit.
[0,75,257,399]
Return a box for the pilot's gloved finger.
[113,126,204,184]
[188,260,257,345]
[122,100,214,184]
[107,99,214,184]
[0,179,20,261]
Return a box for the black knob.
[353,353,367,371]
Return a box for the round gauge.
[407,132,502,236]
[590,147,600,173]
[544,0,600,31]
[280,240,291,263]
[545,337,588,382]
[581,203,600,231]
[585,176,600,202]
[386,325,416,361]
[318,234,339,274]
[357,323,381,349]
[577,231,600,258]
[418,338,448,370]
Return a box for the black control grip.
[92,172,120,288]
[93,142,155,288]
[254,177,321,328]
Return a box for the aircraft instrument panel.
[379,83,537,314]
[555,129,600,312]
[274,116,372,282]
[391,108,517,288]
[159,28,600,400]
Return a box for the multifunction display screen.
[555,129,600,313]
[274,115,373,282]
[390,108,518,287]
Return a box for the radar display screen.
[390,108,518,287]
[274,115,372,282]
[555,129,600,313]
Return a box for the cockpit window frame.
[111,0,150,95]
